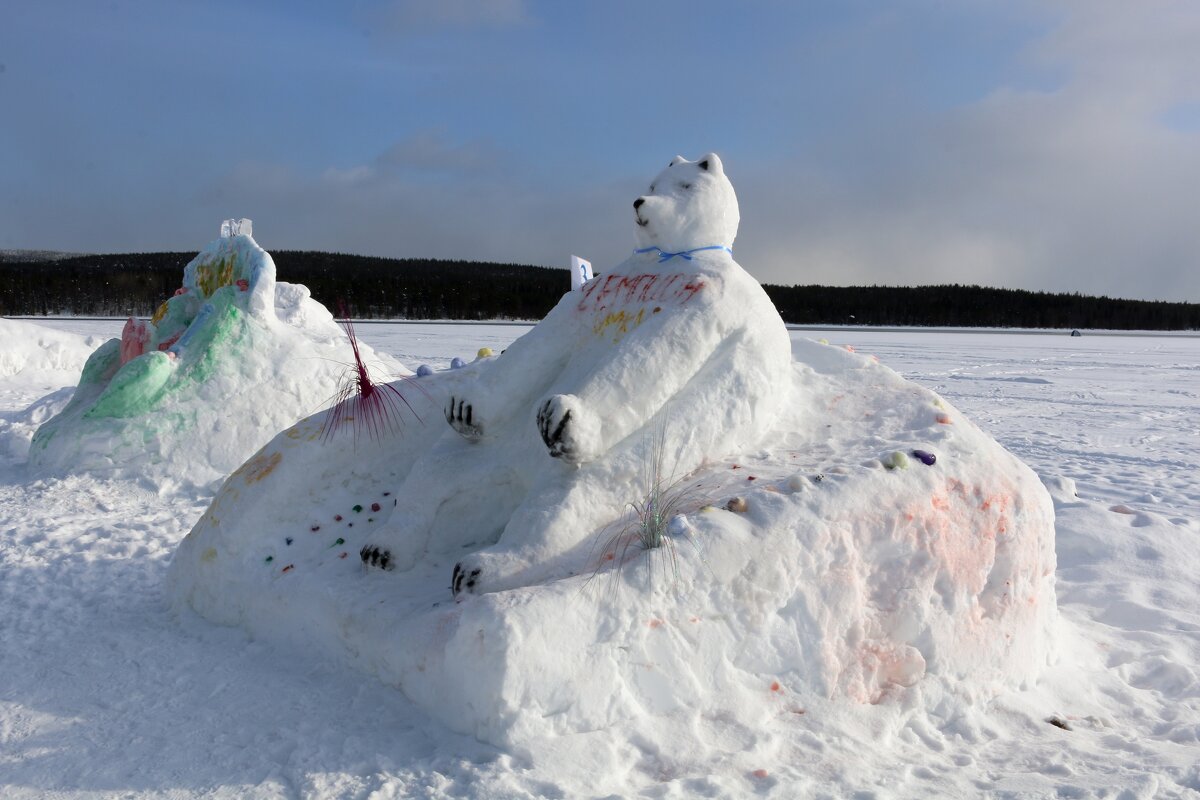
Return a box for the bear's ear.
[697,153,724,175]
[669,155,687,167]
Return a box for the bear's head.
[632,153,739,255]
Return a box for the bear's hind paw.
[360,545,394,571]
[451,562,482,597]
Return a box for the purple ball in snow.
[450,357,467,369]
[912,449,937,466]
[416,364,434,377]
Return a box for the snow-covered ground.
[2,319,1198,799]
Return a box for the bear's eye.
[679,182,692,190]
[649,183,657,193]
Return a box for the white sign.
[570,255,593,291]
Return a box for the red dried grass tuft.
[321,310,424,444]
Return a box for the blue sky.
[2,0,1199,301]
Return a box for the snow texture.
[2,321,1198,798]
[169,157,1058,751]
[25,231,403,489]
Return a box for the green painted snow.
[79,338,121,386]
[86,351,175,419]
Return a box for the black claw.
[446,396,483,440]
[360,545,393,571]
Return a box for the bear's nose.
[633,197,645,210]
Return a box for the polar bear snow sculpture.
[171,155,1058,746]
[357,153,793,595]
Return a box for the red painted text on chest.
[576,273,706,313]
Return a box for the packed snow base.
[169,156,1057,748]
[27,230,401,489]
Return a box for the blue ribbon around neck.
[634,245,732,263]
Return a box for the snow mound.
[0,318,101,378]
[169,157,1057,752]
[28,229,403,488]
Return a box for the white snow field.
[1,319,1198,798]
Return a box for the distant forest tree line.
[1,250,1197,330]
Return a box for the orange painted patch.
[237,451,282,484]
[770,681,781,692]
[936,413,953,425]
[648,619,665,629]
[751,769,769,779]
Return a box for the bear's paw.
[445,395,483,441]
[536,394,599,464]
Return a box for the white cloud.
[732,1,1200,301]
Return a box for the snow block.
[168,156,1057,751]
[29,228,404,488]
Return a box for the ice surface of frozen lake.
[1,319,1198,798]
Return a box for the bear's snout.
[633,197,645,210]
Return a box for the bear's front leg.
[444,395,483,441]
[536,394,601,464]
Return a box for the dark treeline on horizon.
[1,250,1198,330]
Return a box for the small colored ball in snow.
[371,502,381,512]
[334,515,343,522]
[666,515,691,537]
[353,505,363,513]
[416,364,434,377]
[726,497,749,513]
[912,449,937,466]
[285,537,293,545]
[450,357,467,369]
[477,347,494,359]
[884,451,909,471]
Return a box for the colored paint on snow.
[912,449,937,466]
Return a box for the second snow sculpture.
[29,222,402,487]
